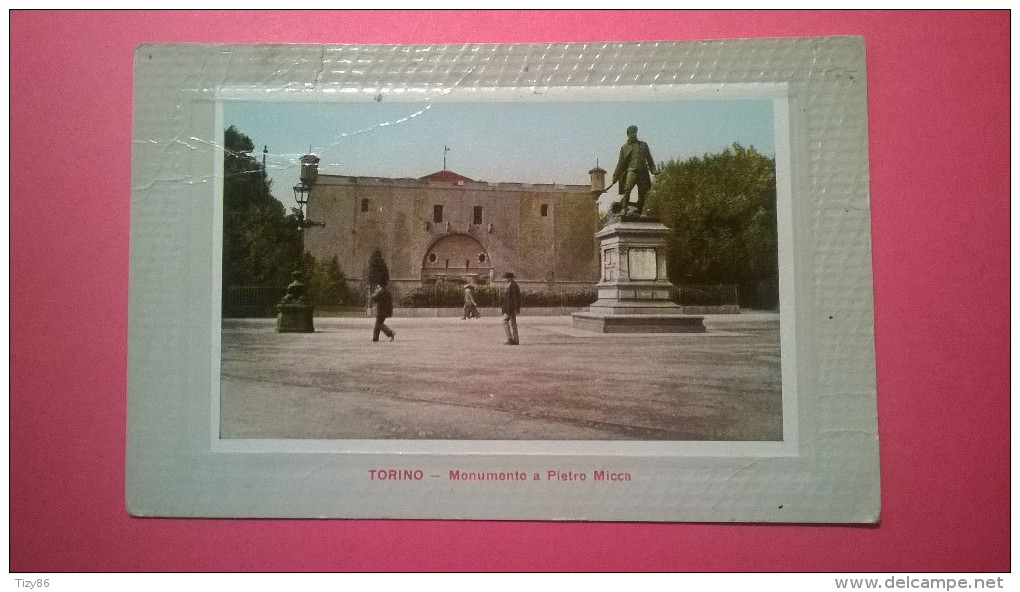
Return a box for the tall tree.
[304,254,352,306]
[646,144,778,308]
[222,126,300,306]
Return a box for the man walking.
[370,282,396,342]
[501,272,521,345]
[612,125,658,215]
[462,282,480,319]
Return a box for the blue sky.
[224,96,775,193]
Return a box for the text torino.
[368,469,633,482]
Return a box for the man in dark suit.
[501,272,522,345]
[370,282,395,342]
[612,125,658,215]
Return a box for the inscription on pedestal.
[628,248,657,280]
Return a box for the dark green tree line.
[222,125,299,292]
[646,143,779,309]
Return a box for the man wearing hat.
[370,281,396,342]
[462,281,480,320]
[501,272,522,345]
[611,124,658,215]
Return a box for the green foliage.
[646,143,779,309]
[668,284,740,306]
[399,284,596,308]
[400,283,493,308]
[304,254,353,307]
[520,289,597,307]
[221,126,301,299]
[367,248,390,288]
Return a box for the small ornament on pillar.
[299,153,320,185]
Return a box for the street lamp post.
[293,181,311,269]
[276,153,323,333]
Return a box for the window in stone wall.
[473,206,483,224]
[433,204,444,223]
[540,204,549,217]
[361,198,369,212]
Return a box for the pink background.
[10,11,1009,572]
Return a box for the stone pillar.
[299,153,320,185]
[588,166,607,197]
[572,219,705,333]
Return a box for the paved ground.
[220,313,782,441]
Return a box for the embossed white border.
[127,39,877,521]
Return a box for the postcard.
[127,38,878,521]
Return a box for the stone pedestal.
[572,217,705,333]
[276,303,315,333]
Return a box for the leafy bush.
[400,284,596,308]
[521,289,597,307]
[304,254,353,307]
[669,284,739,306]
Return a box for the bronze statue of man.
[612,125,658,215]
